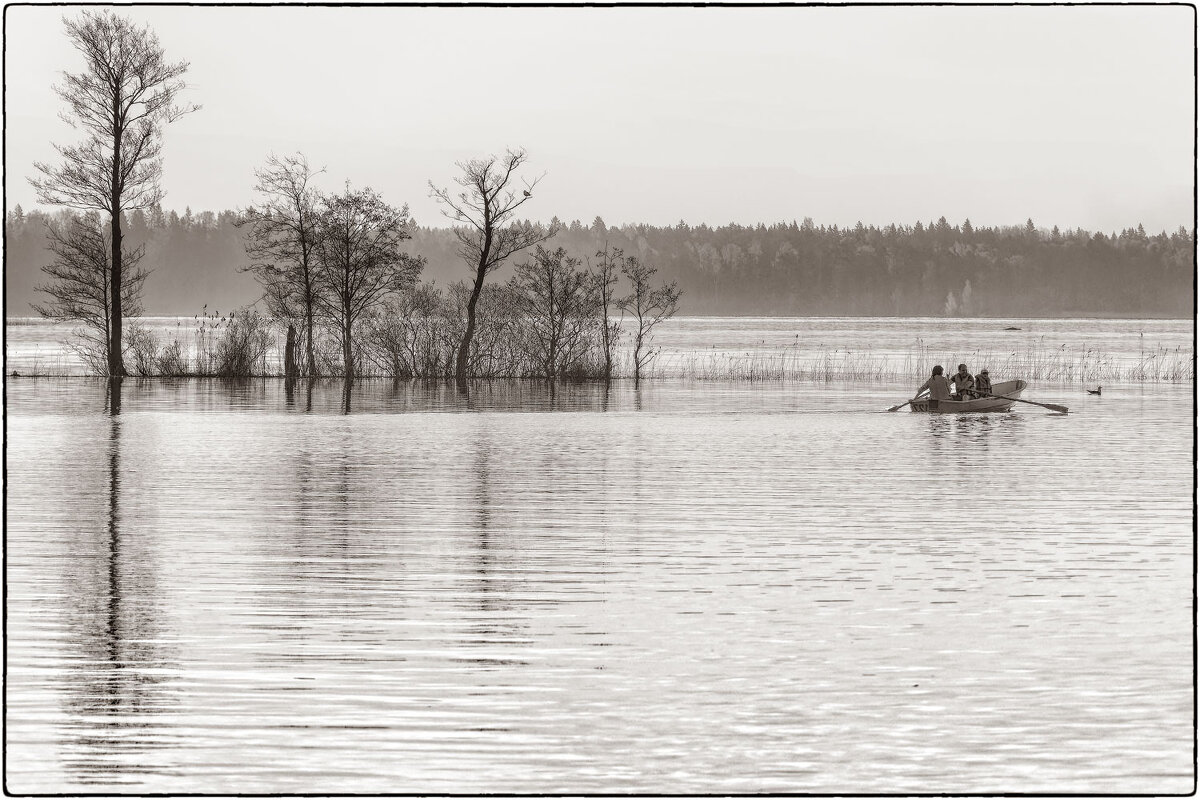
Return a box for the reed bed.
[670,340,1194,384]
[5,344,78,377]
[674,347,893,382]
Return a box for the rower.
[916,365,952,408]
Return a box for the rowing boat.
[910,379,1027,413]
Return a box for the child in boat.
[974,368,992,397]
[916,365,952,402]
[951,363,975,400]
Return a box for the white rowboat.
[910,379,1027,413]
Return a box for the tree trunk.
[109,213,126,376]
[284,324,298,378]
[109,98,126,377]
[305,305,316,376]
[601,321,612,383]
[632,329,643,386]
[455,267,486,387]
[107,375,122,415]
[342,318,354,380]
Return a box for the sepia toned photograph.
[3,2,1195,794]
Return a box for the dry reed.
[667,339,1194,383]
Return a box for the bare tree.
[238,153,325,376]
[429,148,556,387]
[514,245,594,380]
[313,185,425,379]
[32,213,150,374]
[29,10,197,376]
[589,243,624,382]
[618,257,683,384]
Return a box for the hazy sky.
[4,4,1194,233]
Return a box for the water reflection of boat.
[911,379,1027,413]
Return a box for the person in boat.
[950,363,975,400]
[916,365,952,403]
[974,368,992,397]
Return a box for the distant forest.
[5,205,1194,318]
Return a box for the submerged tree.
[513,245,594,380]
[32,213,150,374]
[29,10,197,376]
[618,257,682,384]
[429,148,556,387]
[313,185,425,379]
[363,283,452,378]
[238,153,325,376]
[589,244,624,382]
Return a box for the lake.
[4,317,1195,794]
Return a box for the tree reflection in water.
[458,415,530,670]
[60,378,180,784]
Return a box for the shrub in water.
[155,340,189,376]
[126,324,161,376]
[208,309,273,377]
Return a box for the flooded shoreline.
[5,316,1194,383]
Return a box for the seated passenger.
[975,368,992,397]
[950,363,974,400]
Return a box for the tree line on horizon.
[9,204,1193,320]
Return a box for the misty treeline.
[10,207,1193,326]
[548,215,1193,318]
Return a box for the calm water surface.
[5,376,1194,793]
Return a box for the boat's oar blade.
[978,390,1068,414]
[887,392,929,412]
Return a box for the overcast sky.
[4,4,1194,233]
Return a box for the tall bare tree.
[32,213,150,375]
[238,153,325,376]
[618,257,682,385]
[29,10,197,376]
[313,185,425,379]
[429,148,556,386]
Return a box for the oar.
[975,390,1068,414]
[887,391,928,412]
